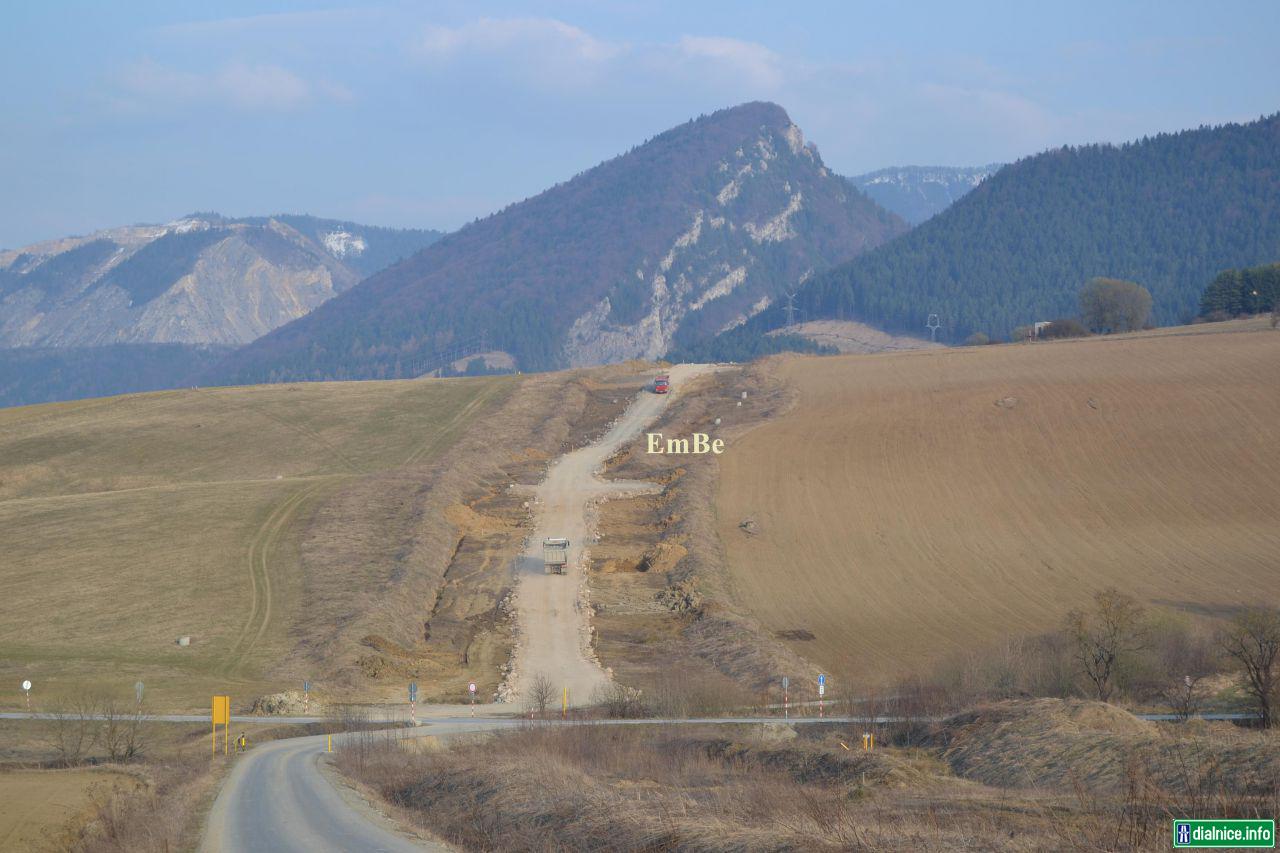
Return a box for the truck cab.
[653,375,670,394]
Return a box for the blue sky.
[2,1,1277,247]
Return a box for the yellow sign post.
[212,695,230,757]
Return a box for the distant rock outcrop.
[0,214,441,347]
[848,164,1002,225]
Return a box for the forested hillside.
[732,113,1280,344]
[0,344,228,407]
[210,102,905,383]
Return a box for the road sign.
[21,680,31,692]
[818,674,825,686]
[468,681,477,694]
[135,681,144,704]
[781,676,789,689]
[818,684,825,696]
[212,695,231,757]
[408,682,418,701]
[304,680,310,693]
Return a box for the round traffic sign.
[21,680,31,691]
[468,681,477,694]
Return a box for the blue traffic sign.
[819,674,825,685]
[304,680,310,693]
[408,682,418,701]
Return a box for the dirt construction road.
[508,363,715,706]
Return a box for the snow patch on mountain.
[166,218,211,235]
[322,230,367,258]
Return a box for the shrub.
[963,332,990,346]
[1080,277,1153,333]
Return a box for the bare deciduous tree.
[526,673,556,719]
[1155,624,1217,720]
[101,696,149,762]
[47,694,102,766]
[1217,607,1280,728]
[1064,588,1147,702]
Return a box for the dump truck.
[653,374,670,394]
[542,537,569,574]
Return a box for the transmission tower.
[926,313,942,343]
[782,291,800,328]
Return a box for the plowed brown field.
[717,320,1280,686]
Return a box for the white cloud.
[118,59,348,111]
[417,17,623,64]
[675,36,784,90]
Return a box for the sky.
[2,1,1277,248]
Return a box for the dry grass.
[0,767,140,852]
[336,720,1186,851]
[0,376,514,709]
[935,699,1280,798]
[716,319,1280,687]
[339,698,1280,852]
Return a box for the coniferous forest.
[728,113,1280,345]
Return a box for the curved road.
[198,713,891,852]
[199,718,521,853]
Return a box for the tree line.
[728,113,1280,345]
[1198,262,1280,319]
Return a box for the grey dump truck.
[543,538,569,574]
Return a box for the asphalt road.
[199,718,524,853]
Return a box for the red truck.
[653,375,670,394]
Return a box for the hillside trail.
[507,363,718,707]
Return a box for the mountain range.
[210,102,906,384]
[7,102,1279,407]
[848,164,1002,225]
[0,215,441,348]
[712,112,1280,348]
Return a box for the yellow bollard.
[327,734,332,753]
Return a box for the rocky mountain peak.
[214,103,907,383]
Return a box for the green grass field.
[0,377,515,711]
